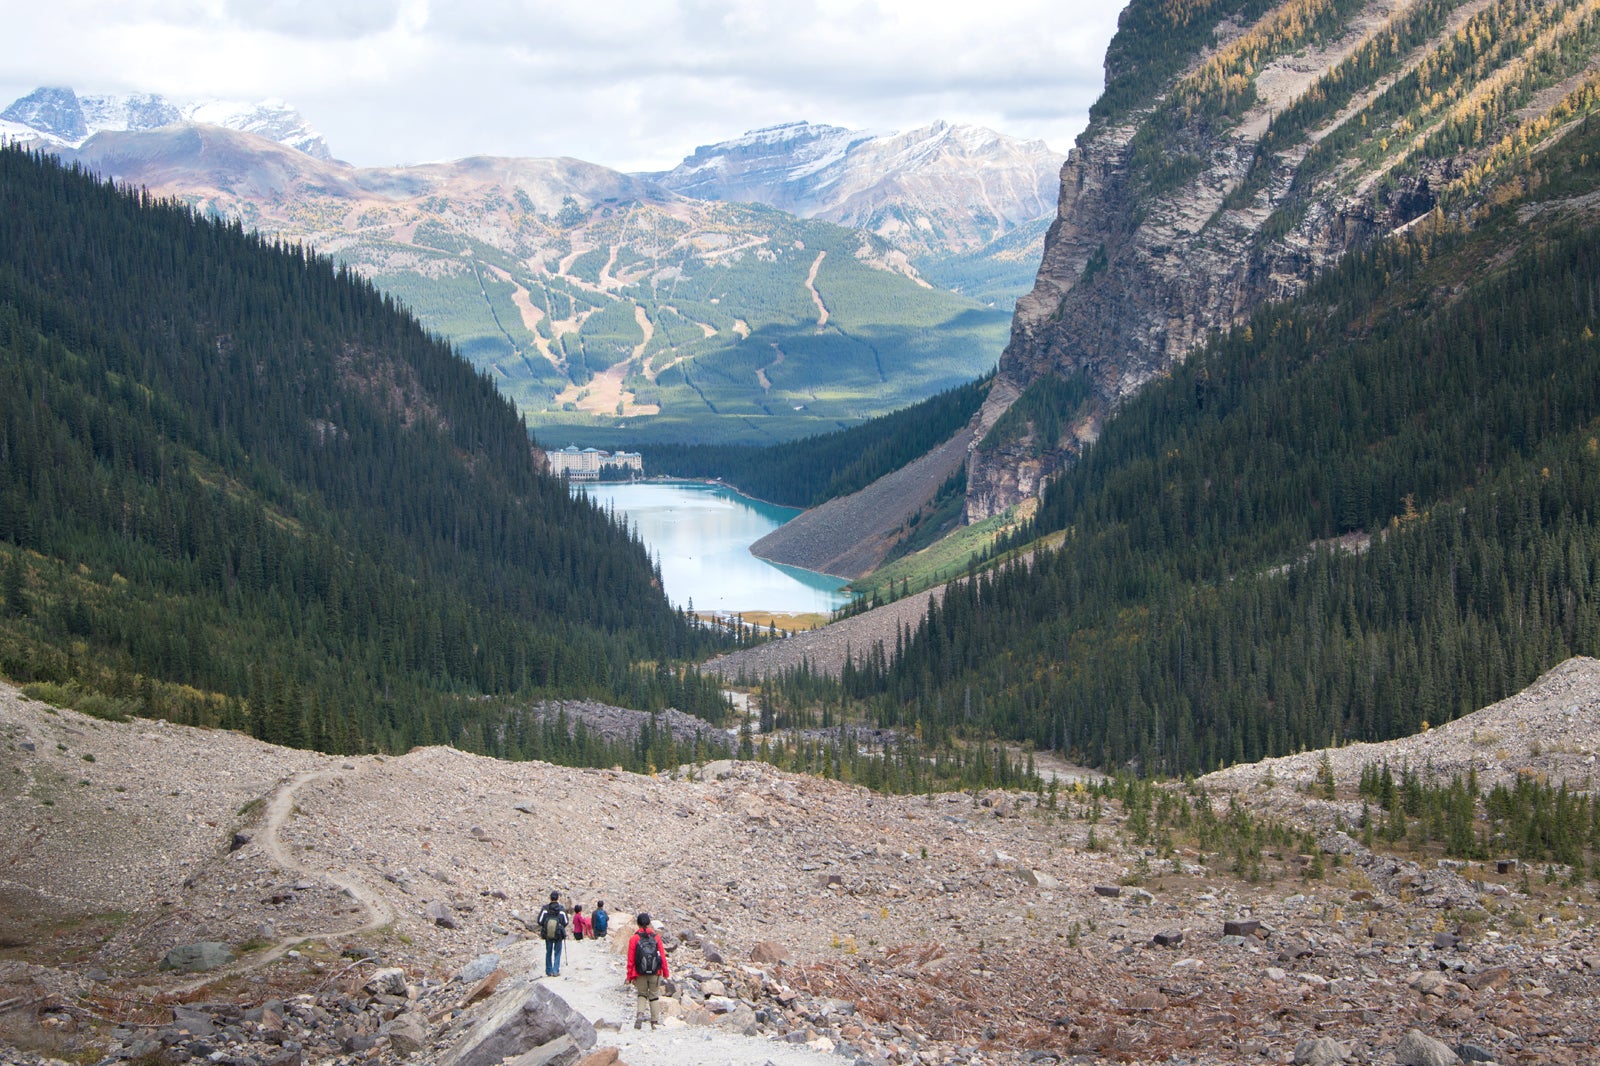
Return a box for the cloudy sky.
[3,0,1125,171]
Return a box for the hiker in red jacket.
[625,912,670,1030]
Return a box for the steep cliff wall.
[969,0,1600,519]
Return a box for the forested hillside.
[639,375,990,507]
[0,147,728,756]
[837,117,1600,775]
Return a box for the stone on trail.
[574,1049,619,1066]
[1294,1036,1351,1065]
[750,939,790,964]
[1396,1029,1463,1066]
[427,899,461,928]
[441,981,596,1066]
[158,942,234,972]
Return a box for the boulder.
[458,953,500,984]
[1092,885,1121,898]
[751,940,790,964]
[170,1006,216,1037]
[1013,868,1061,889]
[1396,1029,1462,1066]
[441,982,596,1066]
[506,1035,582,1066]
[463,970,504,1007]
[716,1003,759,1035]
[1294,1036,1350,1065]
[427,900,461,929]
[365,967,409,997]
[158,942,234,972]
[379,1013,428,1056]
[1222,919,1260,937]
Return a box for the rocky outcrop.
[968,0,1600,519]
[648,120,1065,258]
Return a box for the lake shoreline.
[572,481,850,615]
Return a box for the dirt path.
[177,766,395,990]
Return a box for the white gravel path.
[497,932,839,1066]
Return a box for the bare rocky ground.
[1,660,1598,1066]
[703,587,943,682]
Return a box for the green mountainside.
[639,375,990,509]
[59,128,1009,447]
[0,146,729,758]
[833,115,1600,774]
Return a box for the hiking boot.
[634,1017,643,1030]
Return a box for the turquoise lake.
[576,481,851,615]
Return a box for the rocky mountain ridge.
[966,0,1600,520]
[648,120,1064,261]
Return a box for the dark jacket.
[536,902,568,940]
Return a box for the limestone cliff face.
[967,0,1600,520]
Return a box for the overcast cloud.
[3,0,1124,171]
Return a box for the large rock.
[379,1013,428,1056]
[441,982,596,1066]
[1012,867,1060,889]
[458,953,500,984]
[750,940,791,964]
[158,942,234,972]
[1396,1030,1462,1066]
[1294,1036,1350,1066]
[366,967,408,997]
[507,1035,582,1066]
[427,900,461,929]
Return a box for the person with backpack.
[571,903,591,941]
[535,891,568,976]
[625,912,670,1030]
[591,901,609,938]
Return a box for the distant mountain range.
[646,120,1063,260]
[0,86,331,159]
[3,88,1059,446]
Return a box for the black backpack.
[540,904,566,941]
[634,931,661,975]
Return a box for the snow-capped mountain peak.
[0,87,331,160]
[645,120,1065,256]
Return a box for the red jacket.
[572,912,592,939]
[625,928,669,981]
